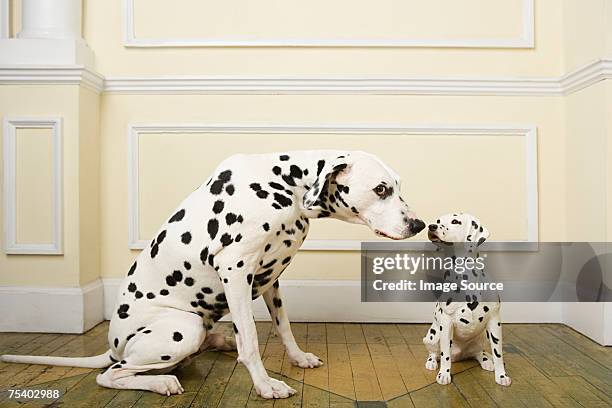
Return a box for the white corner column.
[0,0,93,66]
[18,0,82,40]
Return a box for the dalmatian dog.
[422,213,511,387]
[2,150,425,398]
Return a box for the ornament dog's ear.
[467,215,490,246]
[302,156,350,211]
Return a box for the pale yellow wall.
[0,86,80,286]
[83,0,563,77]
[100,94,565,280]
[562,0,607,71]
[78,87,101,285]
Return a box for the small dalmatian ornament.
[423,213,511,387]
[2,150,425,398]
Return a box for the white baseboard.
[0,279,104,333]
[102,278,563,324]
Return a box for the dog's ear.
[466,215,489,246]
[302,155,350,210]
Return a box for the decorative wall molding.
[0,66,104,93]
[128,124,538,251]
[3,118,63,255]
[122,0,534,49]
[0,279,104,333]
[0,58,610,96]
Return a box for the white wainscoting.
[0,0,8,39]
[2,117,63,255]
[122,0,534,48]
[127,124,538,250]
[0,280,104,333]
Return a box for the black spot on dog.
[490,333,499,344]
[126,333,135,342]
[173,270,183,282]
[220,233,233,247]
[289,165,303,179]
[247,274,253,285]
[233,323,238,334]
[169,209,185,223]
[216,293,226,302]
[274,193,293,207]
[283,240,292,247]
[128,262,137,276]
[114,338,119,347]
[166,275,177,286]
[160,289,169,296]
[207,219,219,240]
[135,291,143,299]
[156,230,167,244]
[262,259,277,269]
[161,355,171,361]
[269,182,284,190]
[200,247,209,265]
[479,316,483,322]
[281,174,296,187]
[273,297,283,308]
[181,231,192,244]
[150,244,159,258]
[173,332,183,342]
[250,183,261,191]
[146,292,155,299]
[494,349,501,358]
[273,280,279,289]
[184,261,191,270]
[279,155,290,161]
[460,318,470,324]
[483,306,490,312]
[235,233,242,242]
[184,277,194,286]
[202,287,213,294]
[282,257,291,265]
[225,213,237,225]
[264,243,271,252]
[256,190,269,199]
[446,298,453,306]
[272,166,282,175]
[212,200,224,214]
[317,160,325,176]
[128,282,137,292]
[223,278,228,283]
[276,317,280,326]
[225,184,235,195]
[237,260,244,268]
[262,223,270,231]
[467,301,479,311]
[117,304,130,319]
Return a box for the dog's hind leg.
[97,310,205,395]
[263,281,322,369]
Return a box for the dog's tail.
[0,350,113,368]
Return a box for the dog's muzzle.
[408,219,426,235]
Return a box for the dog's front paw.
[495,373,512,386]
[255,377,297,399]
[289,351,323,369]
[149,375,184,396]
[436,370,452,385]
[425,357,438,370]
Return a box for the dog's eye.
[373,184,387,197]
[451,219,461,225]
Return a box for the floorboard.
[0,323,609,407]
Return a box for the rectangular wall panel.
[3,118,63,254]
[125,0,534,48]
[128,124,537,250]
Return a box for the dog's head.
[427,213,489,246]
[302,151,425,239]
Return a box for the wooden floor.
[0,323,610,407]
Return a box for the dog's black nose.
[428,224,438,231]
[409,219,426,234]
